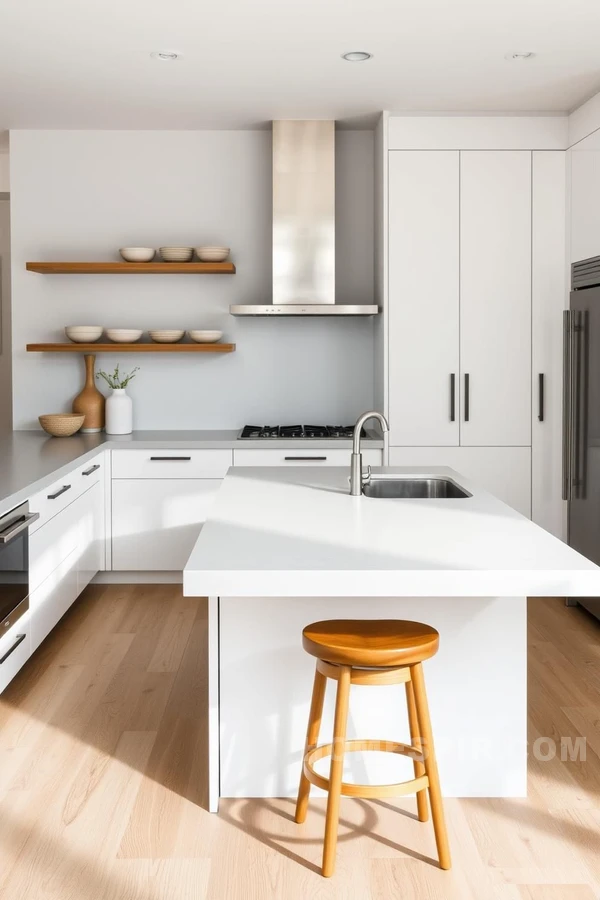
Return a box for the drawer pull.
[82,464,100,476]
[284,456,327,461]
[0,634,26,665]
[149,456,192,461]
[47,485,71,500]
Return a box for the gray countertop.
[0,429,384,518]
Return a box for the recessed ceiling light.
[342,51,373,62]
[150,51,181,62]
[504,51,535,60]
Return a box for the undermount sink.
[362,476,471,499]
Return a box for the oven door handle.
[0,511,40,544]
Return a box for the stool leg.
[410,662,451,870]
[322,664,351,878]
[295,664,327,824]
[405,678,429,823]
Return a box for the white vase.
[105,388,133,435]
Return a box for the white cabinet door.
[112,479,222,571]
[29,493,80,593]
[77,480,105,593]
[388,151,460,445]
[570,129,600,263]
[30,549,78,653]
[532,151,567,539]
[460,151,532,447]
[388,446,531,517]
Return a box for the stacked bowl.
[159,246,193,262]
[196,246,230,262]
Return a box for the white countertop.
[183,466,600,598]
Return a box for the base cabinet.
[28,477,106,656]
[388,446,531,518]
[111,479,222,571]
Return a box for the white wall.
[10,130,375,430]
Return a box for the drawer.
[112,449,232,480]
[29,490,82,593]
[232,448,383,467]
[29,453,105,533]
[30,549,78,653]
[0,613,31,695]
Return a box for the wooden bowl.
[39,413,85,437]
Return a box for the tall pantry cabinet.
[385,129,566,532]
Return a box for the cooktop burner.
[239,425,368,440]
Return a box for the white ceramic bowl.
[188,330,223,343]
[159,247,193,262]
[65,326,103,343]
[106,329,143,343]
[195,246,230,262]
[149,329,185,343]
[119,247,155,262]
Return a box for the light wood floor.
[0,587,599,899]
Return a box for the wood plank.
[27,342,235,353]
[26,261,235,274]
[0,591,598,899]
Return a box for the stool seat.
[302,618,439,668]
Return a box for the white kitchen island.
[183,466,600,812]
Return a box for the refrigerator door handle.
[574,310,588,500]
[562,310,572,501]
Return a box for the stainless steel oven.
[0,502,39,639]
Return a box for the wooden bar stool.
[295,619,451,878]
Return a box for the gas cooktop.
[239,425,369,440]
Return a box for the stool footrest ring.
[304,739,430,800]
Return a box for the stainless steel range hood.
[230,120,378,317]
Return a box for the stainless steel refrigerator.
[564,255,600,620]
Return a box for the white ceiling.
[1,0,600,130]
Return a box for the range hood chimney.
[230,120,378,317]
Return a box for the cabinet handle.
[47,485,71,500]
[284,456,327,461]
[150,456,192,461]
[0,634,26,665]
[464,374,470,422]
[538,373,545,422]
[450,374,456,422]
[82,464,100,476]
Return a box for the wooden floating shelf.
[26,261,236,275]
[27,342,235,354]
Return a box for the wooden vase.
[72,354,105,433]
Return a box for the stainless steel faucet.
[350,410,389,496]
